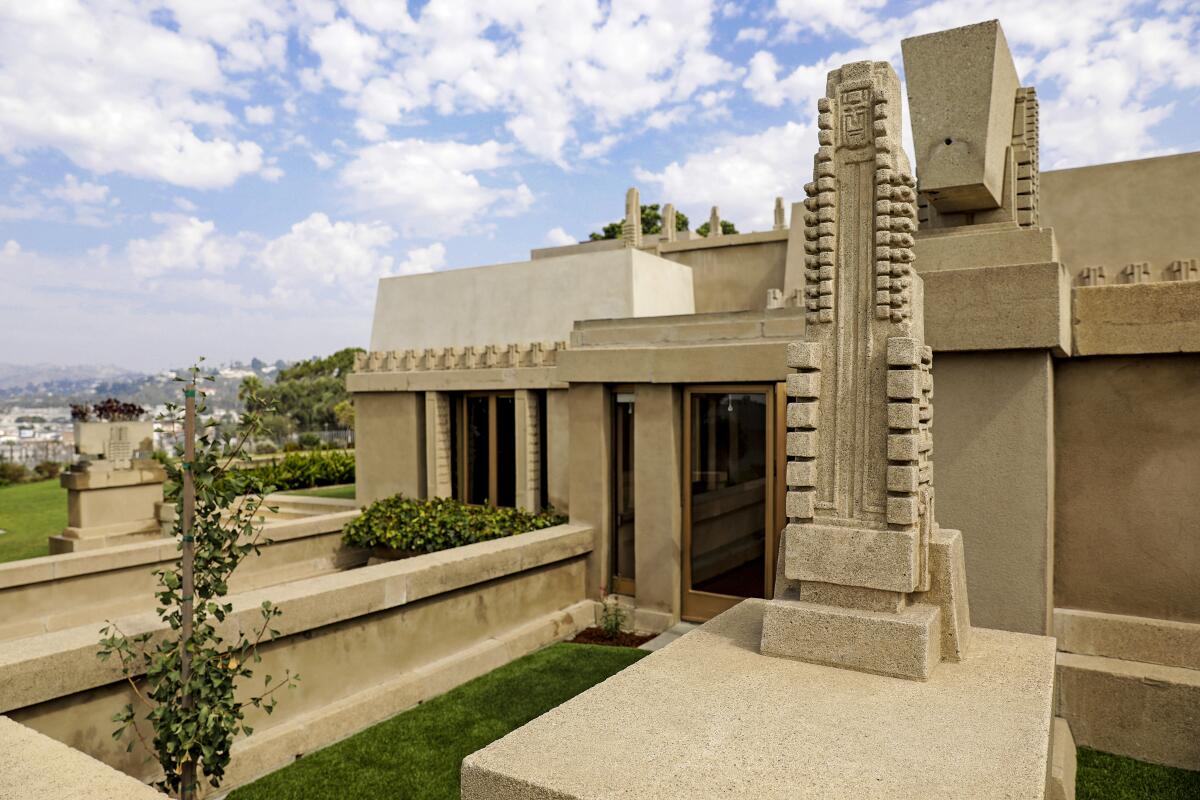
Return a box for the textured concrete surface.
[1072,282,1200,355]
[1057,649,1200,770]
[1050,717,1077,800]
[1054,607,1200,671]
[0,716,161,799]
[463,600,1057,800]
[639,621,697,651]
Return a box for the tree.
[588,204,691,240]
[99,369,297,797]
[334,398,355,429]
[696,220,739,237]
[239,348,363,441]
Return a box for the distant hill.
[0,362,145,393]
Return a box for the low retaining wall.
[0,523,596,796]
[0,500,364,642]
[1054,607,1200,770]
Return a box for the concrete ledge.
[348,367,563,392]
[0,523,593,712]
[1055,607,1200,671]
[1073,281,1200,355]
[657,228,788,253]
[921,262,1071,354]
[1057,650,1200,771]
[557,341,788,383]
[463,600,1058,799]
[914,225,1058,272]
[0,716,160,799]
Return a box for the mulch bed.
[569,627,656,648]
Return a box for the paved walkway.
[639,622,698,652]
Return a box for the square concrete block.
[761,599,941,680]
[785,523,918,593]
[902,20,1020,211]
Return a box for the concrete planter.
[73,420,154,458]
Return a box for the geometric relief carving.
[354,341,570,373]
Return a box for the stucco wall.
[1041,152,1200,275]
[661,239,786,313]
[1055,355,1200,623]
[369,248,694,353]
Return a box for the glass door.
[611,390,636,595]
[682,386,780,621]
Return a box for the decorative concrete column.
[661,204,677,243]
[514,389,541,511]
[621,188,642,248]
[760,59,969,681]
[544,389,570,513]
[424,391,453,498]
[773,196,787,230]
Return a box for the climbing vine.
[98,364,298,797]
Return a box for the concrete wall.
[1041,152,1200,275]
[661,237,786,313]
[1055,355,1200,623]
[934,351,1054,635]
[568,384,611,599]
[1,525,595,796]
[369,249,694,353]
[632,384,682,632]
[355,391,426,504]
[0,504,364,642]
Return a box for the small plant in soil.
[600,593,627,640]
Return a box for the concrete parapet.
[0,716,161,799]
[1,524,595,793]
[1072,281,1200,355]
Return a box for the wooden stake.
[181,383,196,800]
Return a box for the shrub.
[343,495,566,555]
[0,461,28,486]
[242,450,354,492]
[282,441,302,453]
[33,460,61,480]
[297,432,322,450]
[255,441,278,455]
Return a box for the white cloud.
[579,135,621,160]
[0,2,269,188]
[259,212,398,300]
[44,174,109,205]
[774,0,887,37]
[245,105,276,125]
[173,196,199,212]
[125,215,252,278]
[735,27,768,43]
[314,0,738,163]
[308,17,384,92]
[635,121,814,231]
[545,227,577,246]
[339,138,534,236]
[2,240,19,257]
[311,150,336,169]
[395,241,447,274]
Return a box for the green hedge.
[244,450,355,492]
[342,495,566,555]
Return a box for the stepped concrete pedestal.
[463,600,1059,800]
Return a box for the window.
[455,392,517,507]
[611,390,636,594]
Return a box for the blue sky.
[2,0,1198,371]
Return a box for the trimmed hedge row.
[243,450,355,492]
[342,495,566,555]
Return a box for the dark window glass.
[466,395,489,505]
[495,395,516,507]
[538,391,549,511]
[612,395,636,582]
[449,394,460,500]
[689,392,767,598]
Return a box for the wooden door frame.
[681,384,784,622]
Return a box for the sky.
[1,0,1198,371]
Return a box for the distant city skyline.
[3,1,1198,370]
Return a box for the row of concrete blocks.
[355,341,570,373]
[1077,258,1199,286]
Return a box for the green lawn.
[281,483,357,500]
[228,643,648,800]
[1078,747,1200,799]
[0,479,66,563]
